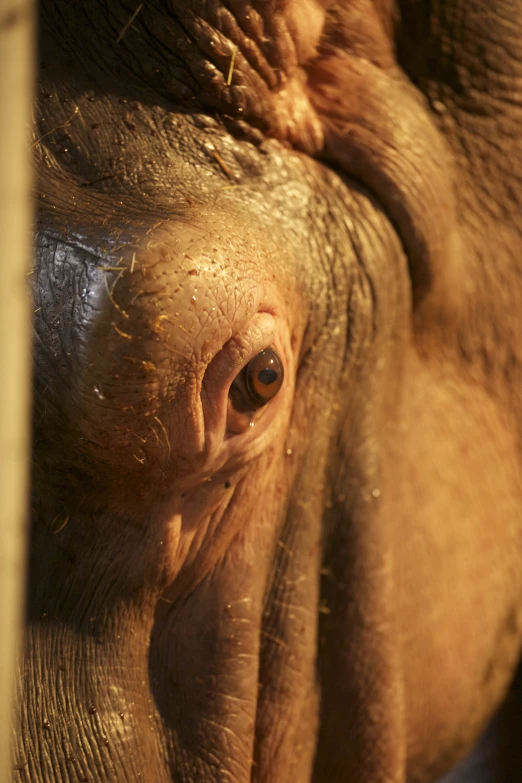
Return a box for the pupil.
[258,368,278,385]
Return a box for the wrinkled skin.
[15,0,522,781]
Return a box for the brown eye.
[245,348,284,405]
[229,347,284,412]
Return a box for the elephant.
[16,0,522,781]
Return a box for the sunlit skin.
[16,1,522,782]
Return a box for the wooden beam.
[0,0,34,778]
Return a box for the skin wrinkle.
[153,451,292,781]
[22,623,172,782]
[306,28,459,306]
[314,197,408,782]
[38,0,325,151]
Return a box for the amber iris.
[229,347,284,413]
[244,348,284,407]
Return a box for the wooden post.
[0,0,34,778]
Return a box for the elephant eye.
[229,347,284,412]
